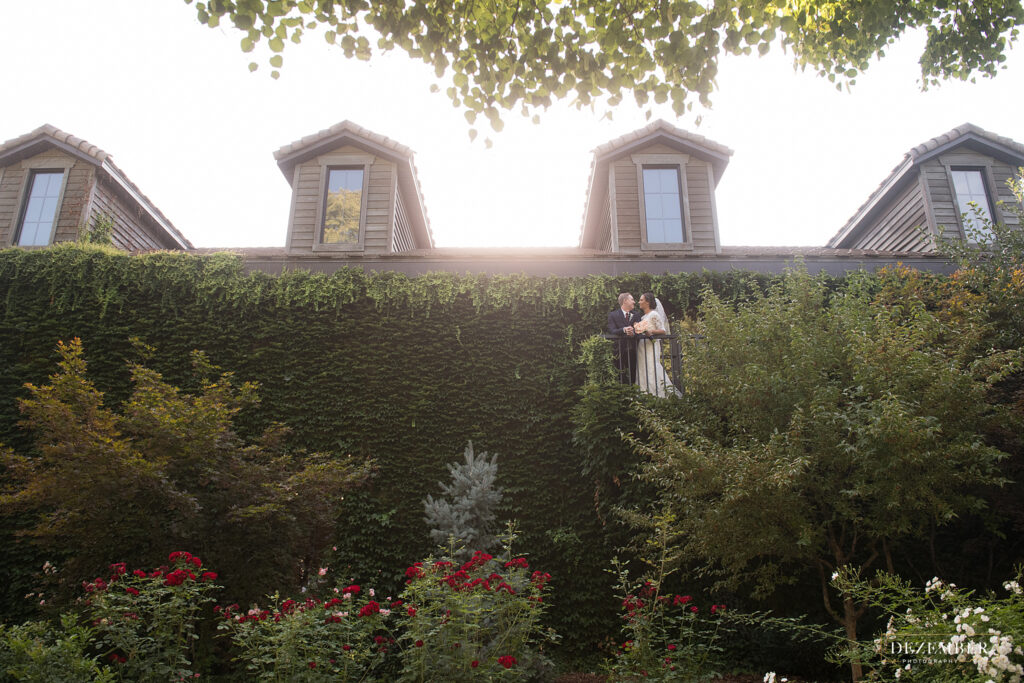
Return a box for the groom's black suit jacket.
[607,308,639,382]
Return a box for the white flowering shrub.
[831,567,1024,682]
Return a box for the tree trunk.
[842,594,863,682]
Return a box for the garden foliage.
[0,614,113,682]
[831,567,1024,682]
[0,337,371,606]
[400,527,556,680]
[0,244,773,651]
[83,551,220,681]
[625,265,1018,678]
[1,239,1021,673]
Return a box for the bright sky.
[2,1,1022,248]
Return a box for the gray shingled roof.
[273,119,413,161]
[0,124,192,249]
[591,119,734,159]
[0,124,109,163]
[906,122,1024,160]
[829,123,1024,248]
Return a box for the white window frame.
[312,153,373,252]
[632,153,692,250]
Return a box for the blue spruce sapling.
[423,442,503,558]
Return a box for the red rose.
[471,660,479,668]
[498,655,517,669]
[133,570,146,578]
[667,644,677,651]
[125,587,139,596]
[415,640,424,647]
[407,607,417,616]
[200,572,218,582]
[358,601,380,617]
[164,569,187,587]
[190,556,202,568]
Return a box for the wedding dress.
[636,300,681,398]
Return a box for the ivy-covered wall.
[0,245,780,654]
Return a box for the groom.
[607,292,638,384]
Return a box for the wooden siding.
[922,159,971,243]
[286,144,396,254]
[597,191,612,251]
[685,160,716,252]
[612,158,641,250]
[990,161,1022,227]
[846,175,930,253]
[393,186,414,252]
[0,149,93,245]
[363,161,395,253]
[89,174,173,251]
[0,165,22,243]
[610,142,718,254]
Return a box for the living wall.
[0,244,776,656]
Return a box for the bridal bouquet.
[633,319,650,334]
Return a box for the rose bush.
[217,579,398,681]
[83,551,220,682]
[399,527,558,681]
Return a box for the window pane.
[951,169,994,240]
[642,167,684,243]
[322,168,363,244]
[662,219,683,243]
[17,171,63,246]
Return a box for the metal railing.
[602,332,683,394]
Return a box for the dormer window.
[311,153,372,251]
[16,169,65,246]
[632,153,692,249]
[950,168,995,241]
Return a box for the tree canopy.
[188,0,1023,130]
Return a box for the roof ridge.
[273,119,414,160]
[0,123,110,163]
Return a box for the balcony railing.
[602,332,683,394]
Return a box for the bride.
[634,292,681,397]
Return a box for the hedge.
[0,244,783,656]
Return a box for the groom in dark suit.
[607,293,638,384]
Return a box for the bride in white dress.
[634,292,681,397]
